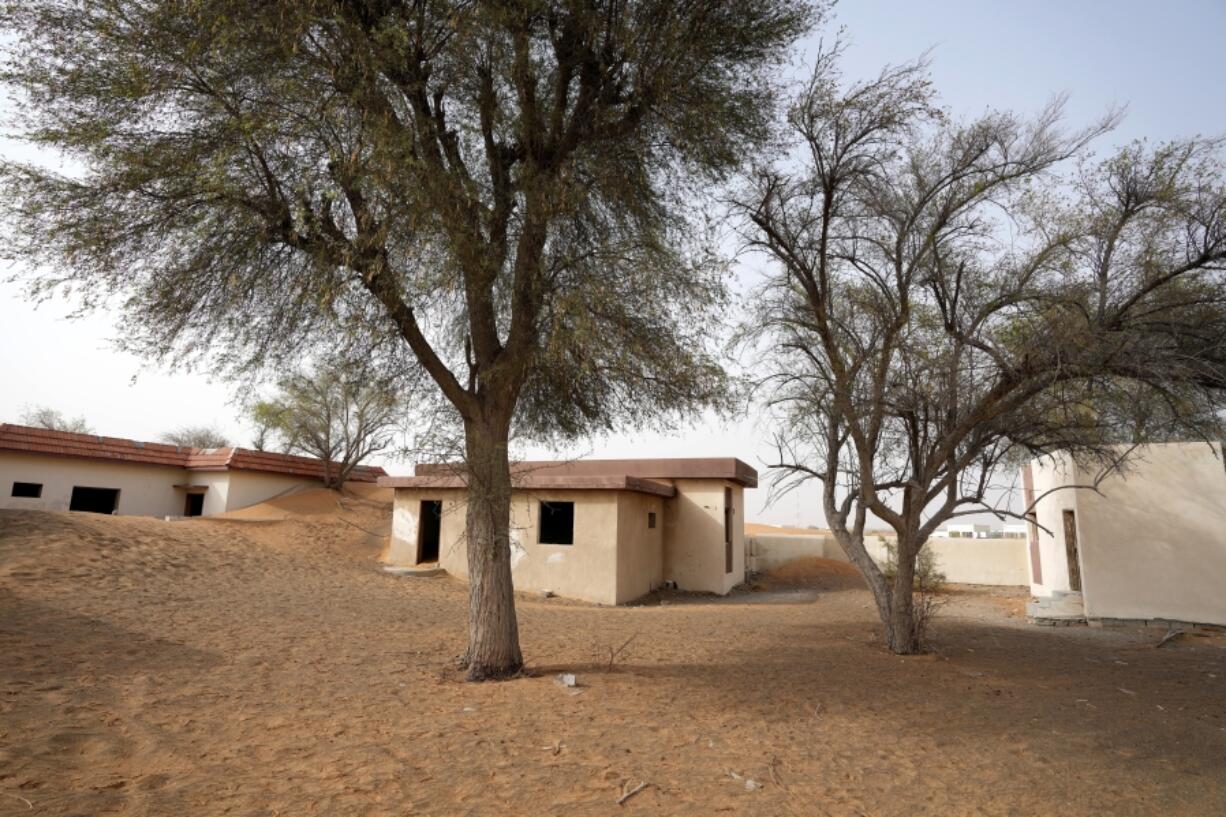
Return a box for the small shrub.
[880,539,946,590]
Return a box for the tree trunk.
[884,537,920,654]
[461,416,524,681]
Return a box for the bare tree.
[0,1,818,679]
[249,365,402,489]
[160,425,229,449]
[739,47,1226,653]
[20,405,93,434]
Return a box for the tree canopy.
[739,47,1226,653]
[160,425,230,448]
[1,0,820,678]
[249,362,403,488]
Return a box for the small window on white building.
[11,482,42,498]
[539,501,574,545]
[648,511,657,529]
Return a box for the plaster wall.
[388,487,629,605]
[222,471,325,512]
[863,535,1029,586]
[388,483,731,604]
[614,491,665,603]
[0,452,188,516]
[1030,443,1226,625]
[0,453,326,518]
[1028,455,1082,596]
[746,534,849,572]
[662,480,744,595]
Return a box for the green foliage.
[880,540,945,592]
[159,425,229,448]
[247,362,403,488]
[19,405,92,434]
[0,0,821,443]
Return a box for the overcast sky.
[2,0,1224,527]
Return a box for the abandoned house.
[0,423,385,517]
[1023,441,1226,627]
[379,457,758,605]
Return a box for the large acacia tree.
[0,0,818,678]
[741,48,1226,654]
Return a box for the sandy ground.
[744,522,829,537]
[2,494,1224,817]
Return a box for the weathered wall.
[388,487,630,605]
[0,453,325,518]
[387,482,737,604]
[1030,443,1226,626]
[0,452,187,516]
[614,491,665,603]
[746,534,849,572]
[1028,455,1081,596]
[662,480,744,595]
[862,535,1030,586]
[222,471,324,512]
[192,471,232,517]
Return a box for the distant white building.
[933,522,1028,539]
[937,523,995,539]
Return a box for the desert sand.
[2,492,1224,816]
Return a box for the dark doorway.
[69,486,119,514]
[724,486,734,573]
[418,500,442,563]
[1062,509,1082,592]
[184,493,205,517]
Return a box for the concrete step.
[1028,591,1085,621]
[383,564,446,578]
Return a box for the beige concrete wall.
[746,534,849,572]
[614,491,665,603]
[0,452,188,516]
[863,534,1029,586]
[0,453,325,518]
[389,487,629,605]
[1028,455,1081,596]
[662,480,744,595]
[193,471,232,517]
[1031,443,1226,626]
[222,471,324,512]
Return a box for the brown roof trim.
[378,473,677,498]
[415,457,758,488]
[0,423,386,483]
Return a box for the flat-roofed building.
[380,457,757,605]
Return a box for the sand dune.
[2,503,1224,816]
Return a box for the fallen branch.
[606,633,639,671]
[1154,629,1185,649]
[617,781,648,806]
[3,793,32,810]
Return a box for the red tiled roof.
[0,423,386,483]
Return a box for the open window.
[539,501,574,545]
[69,486,119,514]
[11,482,42,498]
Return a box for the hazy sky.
[2,1,1224,526]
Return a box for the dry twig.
[617,781,648,805]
